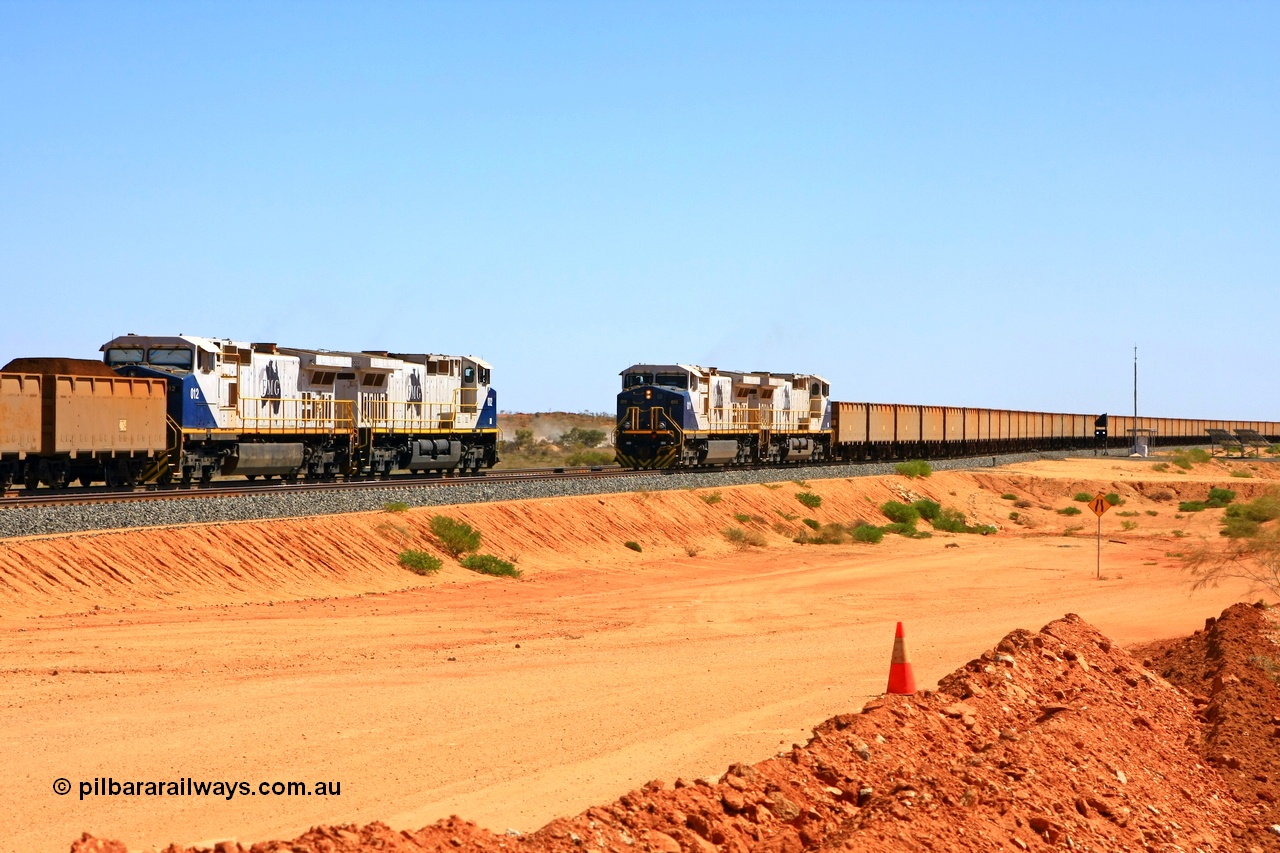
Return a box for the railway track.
[0,465,656,509]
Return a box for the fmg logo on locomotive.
[260,361,282,414]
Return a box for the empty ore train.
[613,362,1280,469]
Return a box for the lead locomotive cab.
[615,363,832,469]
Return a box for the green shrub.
[1121,520,1137,531]
[565,449,614,466]
[803,518,821,530]
[1231,469,1253,478]
[624,540,643,552]
[1105,493,1123,506]
[384,500,410,513]
[700,491,723,505]
[1151,462,1170,473]
[761,483,783,490]
[1058,506,1082,516]
[911,499,942,522]
[1116,510,1138,517]
[1145,510,1158,516]
[1221,515,1261,539]
[1228,493,1280,522]
[1073,493,1093,503]
[460,553,522,577]
[881,522,916,536]
[733,513,752,524]
[775,510,798,521]
[429,515,482,557]
[1206,487,1237,508]
[398,550,443,575]
[1000,493,1018,501]
[1178,501,1207,512]
[881,501,920,525]
[1188,448,1212,463]
[850,524,884,544]
[931,507,970,533]
[895,460,932,479]
[1172,455,1194,470]
[795,492,823,509]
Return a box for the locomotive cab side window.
[479,367,491,385]
[624,373,654,388]
[463,366,475,384]
[655,373,688,390]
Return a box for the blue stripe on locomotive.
[477,388,498,429]
[111,365,219,430]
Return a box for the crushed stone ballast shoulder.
[0,450,1121,540]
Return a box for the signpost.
[1090,492,1112,579]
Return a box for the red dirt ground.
[3,455,1278,852]
[73,611,1280,852]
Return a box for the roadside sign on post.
[1090,492,1110,579]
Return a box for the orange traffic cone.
[886,621,917,694]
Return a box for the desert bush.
[558,427,606,449]
[429,515,482,557]
[1149,488,1175,502]
[566,449,614,466]
[1013,499,1032,509]
[931,507,994,534]
[795,492,823,509]
[792,479,810,487]
[384,501,410,513]
[1116,511,1138,517]
[1073,492,1094,503]
[850,524,885,544]
[761,483,783,490]
[803,518,821,530]
[911,499,942,522]
[1231,469,1253,478]
[700,491,723,505]
[1249,655,1280,683]
[1121,520,1138,531]
[895,460,932,479]
[1008,511,1020,521]
[807,523,848,545]
[771,522,796,537]
[624,541,643,552]
[1105,493,1124,506]
[399,550,443,575]
[1172,456,1193,471]
[733,513,752,524]
[1221,515,1261,539]
[1206,487,1237,508]
[1058,506,1082,516]
[775,510,798,521]
[723,527,767,548]
[460,554,522,578]
[684,545,701,557]
[1226,493,1280,523]
[1178,501,1207,512]
[1145,510,1158,516]
[880,501,920,526]
[1000,493,1018,501]
[1151,462,1170,473]
[1189,448,1212,463]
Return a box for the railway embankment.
[0,454,1272,619]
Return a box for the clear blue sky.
[2,2,1276,417]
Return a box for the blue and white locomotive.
[102,334,497,483]
[614,363,832,469]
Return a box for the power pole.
[1133,346,1138,454]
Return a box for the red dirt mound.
[1135,601,1280,849]
[72,613,1270,852]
